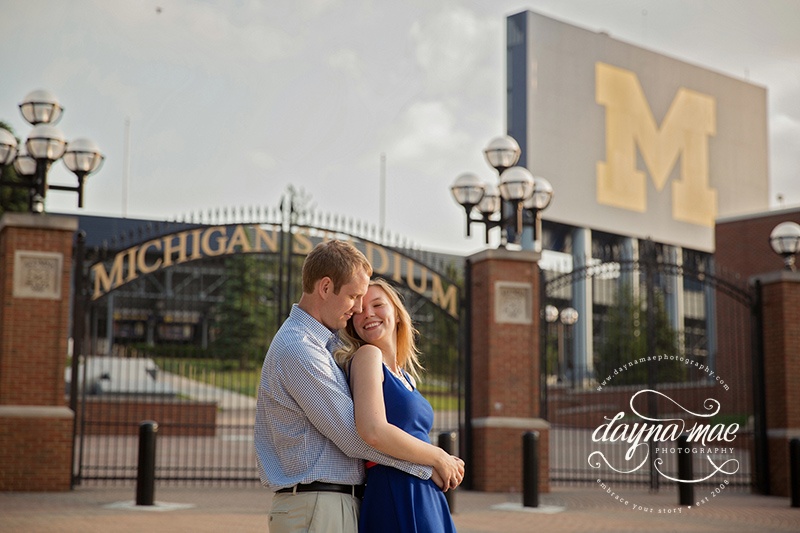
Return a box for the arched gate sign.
[88,222,459,317]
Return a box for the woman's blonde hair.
[334,278,424,382]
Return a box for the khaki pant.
[268,491,360,533]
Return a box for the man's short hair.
[302,240,373,294]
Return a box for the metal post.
[557,322,564,383]
[523,431,539,507]
[644,239,660,492]
[276,196,286,331]
[136,421,159,506]
[752,280,770,495]
[791,439,800,508]
[70,231,86,488]
[69,231,86,414]
[438,432,457,513]
[677,433,693,506]
[462,259,474,491]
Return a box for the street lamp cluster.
[0,89,104,213]
[450,135,553,249]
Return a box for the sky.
[1,0,799,255]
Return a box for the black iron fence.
[542,244,760,493]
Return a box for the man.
[254,240,462,532]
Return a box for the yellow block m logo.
[595,62,718,227]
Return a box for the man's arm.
[278,344,432,479]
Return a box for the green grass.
[156,358,260,397]
[709,413,749,427]
[157,357,462,410]
[418,380,461,411]
[419,390,460,411]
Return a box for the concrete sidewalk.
[1,485,799,532]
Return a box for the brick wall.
[472,425,550,493]
[715,208,800,280]
[79,397,218,437]
[0,214,78,492]
[715,209,800,497]
[470,250,541,419]
[0,406,73,491]
[761,276,800,431]
[468,249,549,493]
[0,215,76,406]
[757,273,800,497]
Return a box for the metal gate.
[541,240,763,493]
[70,198,464,486]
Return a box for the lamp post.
[0,89,104,213]
[544,305,579,384]
[769,221,800,271]
[450,135,553,250]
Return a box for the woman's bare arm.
[350,345,464,490]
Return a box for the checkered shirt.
[254,304,431,490]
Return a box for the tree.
[593,283,685,386]
[411,261,462,392]
[0,121,28,216]
[211,252,271,370]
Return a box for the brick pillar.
[468,248,549,493]
[0,213,77,491]
[755,270,800,497]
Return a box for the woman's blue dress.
[359,364,457,532]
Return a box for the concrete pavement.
[1,484,799,532]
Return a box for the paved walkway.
[161,370,256,411]
[1,485,799,532]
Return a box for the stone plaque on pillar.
[13,250,63,300]
[495,281,533,324]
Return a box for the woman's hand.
[431,468,445,489]
[433,450,465,492]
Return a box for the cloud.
[386,100,469,164]
[86,1,293,73]
[248,149,278,172]
[298,0,345,18]
[409,6,502,96]
[328,48,364,80]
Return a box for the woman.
[335,278,460,532]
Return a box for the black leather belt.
[276,481,364,498]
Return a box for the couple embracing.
[254,240,464,532]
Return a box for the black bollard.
[791,439,800,508]
[136,420,159,506]
[523,431,539,508]
[677,433,693,506]
[438,431,457,514]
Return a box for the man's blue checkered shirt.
[254,304,431,490]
